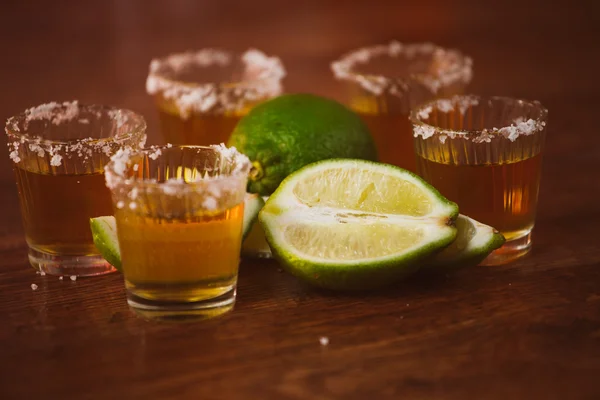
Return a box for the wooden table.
[1,1,599,399]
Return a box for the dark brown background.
[1,1,600,399]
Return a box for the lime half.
[259,159,459,290]
[90,193,264,272]
[423,214,505,273]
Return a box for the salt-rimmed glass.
[412,95,548,265]
[5,101,146,276]
[146,48,286,146]
[105,144,250,321]
[331,41,472,172]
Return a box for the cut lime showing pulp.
[423,214,505,273]
[90,193,264,272]
[259,159,459,290]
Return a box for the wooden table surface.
[1,1,599,399]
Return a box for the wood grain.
[1,0,600,399]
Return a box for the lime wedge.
[242,194,265,241]
[90,193,264,272]
[241,196,273,257]
[90,216,122,272]
[259,159,459,290]
[423,214,505,273]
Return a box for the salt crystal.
[413,125,436,139]
[59,276,63,281]
[29,143,45,157]
[116,200,125,209]
[40,271,46,276]
[202,197,218,210]
[50,154,62,167]
[417,106,432,120]
[9,150,21,163]
[436,99,455,113]
[129,202,137,210]
[319,336,329,346]
[31,284,38,291]
[24,101,81,127]
[496,118,541,141]
[70,275,77,281]
[146,49,284,118]
[148,148,162,160]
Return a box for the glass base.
[127,286,236,322]
[480,231,532,266]
[28,247,116,277]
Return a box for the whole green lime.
[227,93,378,195]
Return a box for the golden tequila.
[413,96,548,265]
[6,102,146,276]
[106,144,250,320]
[117,203,244,303]
[15,168,113,255]
[332,42,472,172]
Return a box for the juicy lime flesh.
[260,160,459,289]
[292,167,434,216]
[283,220,425,261]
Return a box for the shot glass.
[411,95,548,265]
[331,41,472,172]
[146,48,286,146]
[105,144,251,320]
[5,101,146,276]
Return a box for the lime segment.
[423,214,505,272]
[90,216,122,272]
[260,159,459,290]
[242,194,265,241]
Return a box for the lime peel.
[422,214,506,273]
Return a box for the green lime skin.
[227,93,378,196]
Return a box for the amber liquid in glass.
[15,166,113,255]
[155,96,254,146]
[360,112,415,171]
[347,89,465,172]
[416,154,543,241]
[116,202,245,302]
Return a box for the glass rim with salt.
[105,143,251,207]
[331,41,473,98]
[410,95,548,143]
[145,48,286,120]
